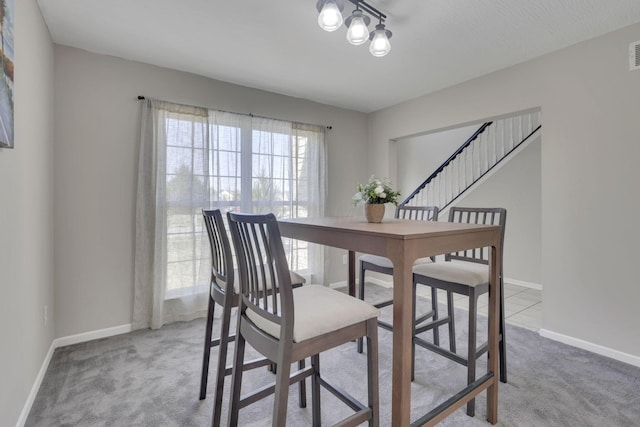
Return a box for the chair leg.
[499,279,508,383]
[466,290,478,417]
[411,281,417,381]
[311,354,321,427]
[252,356,305,414]
[298,359,307,408]
[273,352,293,426]
[366,318,380,427]
[211,298,233,427]
[431,287,440,346]
[226,323,247,427]
[447,291,456,353]
[200,296,216,400]
[357,262,366,354]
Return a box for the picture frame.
[0,0,14,149]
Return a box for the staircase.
[401,111,541,210]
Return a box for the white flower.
[352,192,365,206]
[354,175,401,207]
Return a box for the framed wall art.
[0,0,13,149]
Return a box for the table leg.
[391,251,414,426]
[486,243,501,424]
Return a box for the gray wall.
[388,125,542,286]
[450,138,542,284]
[396,126,542,285]
[0,0,55,425]
[52,46,368,338]
[369,23,640,357]
[7,7,639,423]
[395,124,478,197]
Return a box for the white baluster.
[495,119,500,156]
[482,130,488,174]
[442,164,451,208]
[456,155,461,197]
[508,118,514,154]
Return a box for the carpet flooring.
[26,285,640,426]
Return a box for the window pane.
[192,148,206,175]
[163,112,321,300]
[166,260,195,291]
[167,146,193,174]
[217,125,240,151]
[217,150,238,176]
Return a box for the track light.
[345,8,370,45]
[317,0,344,32]
[316,0,392,57]
[369,21,392,57]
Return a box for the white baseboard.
[16,323,132,427]
[333,277,639,369]
[16,341,56,427]
[504,277,542,290]
[53,323,132,348]
[539,329,640,368]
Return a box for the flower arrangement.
[352,175,401,206]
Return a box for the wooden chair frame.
[199,209,305,426]
[226,212,379,427]
[357,205,443,353]
[412,206,507,417]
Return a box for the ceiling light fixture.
[345,8,370,45]
[316,0,392,57]
[317,0,344,32]
[369,20,392,57]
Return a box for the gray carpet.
[26,285,640,426]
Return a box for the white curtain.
[133,98,326,330]
[292,122,327,285]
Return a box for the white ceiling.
[37,0,640,113]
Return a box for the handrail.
[400,122,492,206]
[437,124,541,212]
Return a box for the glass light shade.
[318,1,344,32]
[369,24,392,57]
[346,14,369,45]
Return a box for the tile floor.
[417,282,542,331]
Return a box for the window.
[162,109,325,299]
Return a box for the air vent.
[630,40,640,71]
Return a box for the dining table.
[278,216,502,426]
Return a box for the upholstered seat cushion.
[247,285,380,343]
[412,260,488,287]
[213,270,305,294]
[359,254,432,269]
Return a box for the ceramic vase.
[364,203,385,223]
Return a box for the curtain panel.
[134,98,326,330]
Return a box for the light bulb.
[369,23,392,57]
[318,0,344,32]
[346,10,370,45]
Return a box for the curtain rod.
[136,95,332,130]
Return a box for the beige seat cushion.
[412,260,488,287]
[247,285,379,343]
[215,270,305,294]
[359,254,432,269]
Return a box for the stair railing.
[401,111,541,211]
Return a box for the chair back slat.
[446,207,506,265]
[395,205,439,221]
[202,209,234,295]
[227,212,294,335]
[395,205,439,262]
